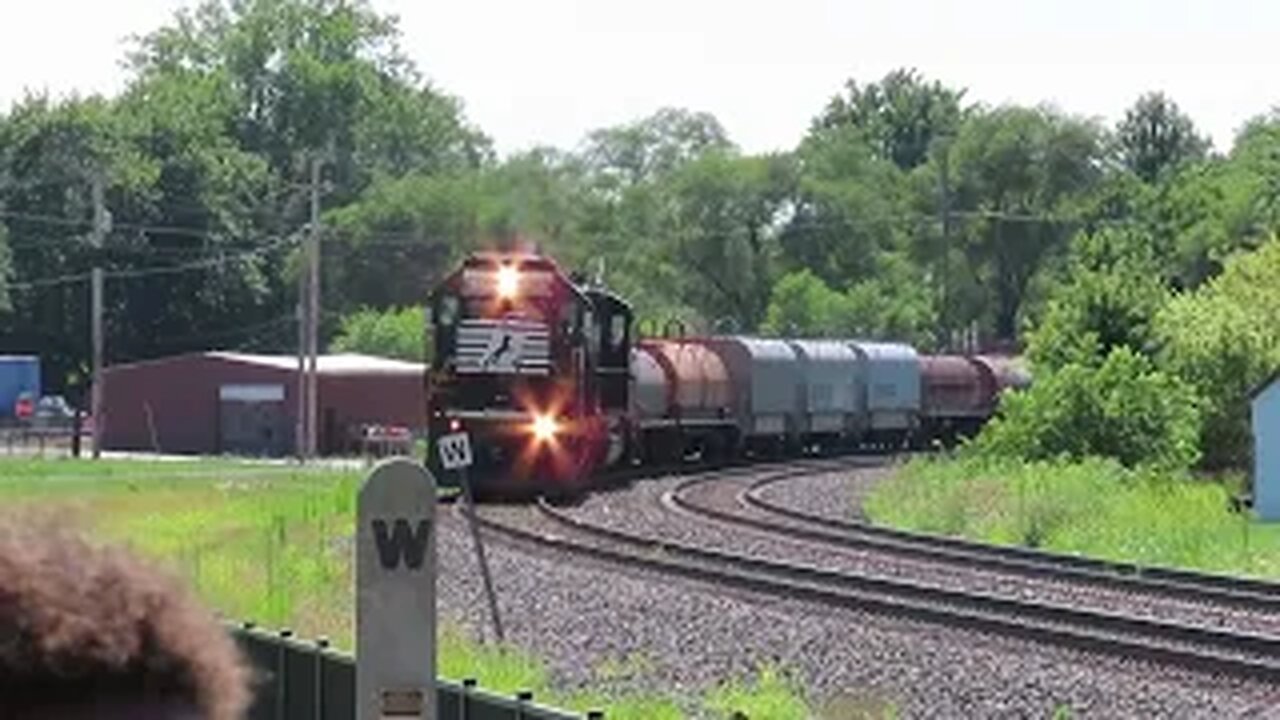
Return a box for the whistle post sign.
[356,458,438,720]
[437,432,473,470]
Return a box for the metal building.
[102,352,426,457]
[1250,374,1280,521]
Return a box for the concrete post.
[356,458,438,720]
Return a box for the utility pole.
[90,172,110,459]
[296,293,307,463]
[937,138,952,351]
[306,154,322,458]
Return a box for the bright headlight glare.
[532,414,558,442]
[497,265,518,298]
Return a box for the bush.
[329,306,427,361]
[1024,228,1170,372]
[974,346,1201,470]
[865,454,1280,575]
[1153,236,1280,468]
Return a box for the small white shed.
[1250,374,1280,521]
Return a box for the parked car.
[27,395,91,433]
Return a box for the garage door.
[218,384,289,456]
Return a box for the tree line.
[2,0,1278,470]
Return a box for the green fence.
[231,623,601,720]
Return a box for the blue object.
[0,356,40,418]
[846,341,921,432]
[1251,375,1280,522]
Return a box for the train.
[424,250,1030,496]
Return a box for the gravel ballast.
[430,473,1280,718]
[572,467,1280,639]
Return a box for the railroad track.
[672,470,1280,615]
[467,462,1280,684]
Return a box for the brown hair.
[0,512,251,718]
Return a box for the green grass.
[865,454,1280,579]
[0,455,877,719]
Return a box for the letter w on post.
[371,518,431,570]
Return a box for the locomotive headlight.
[497,264,518,298]
[531,414,559,442]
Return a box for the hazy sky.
[2,0,1276,157]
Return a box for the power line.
[146,315,299,351]
[0,208,270,242]
[6,237,297,292]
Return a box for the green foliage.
[702,665,811,720]
[1117,92,1209,184]
[762,269,847,337]
[581,107,731,188]
[660,149,792,330]
[975,346,1202,471]
[865,455,1280,575]
[762,262,936,347]
[127,0,490,195]
[813,67,965,171]
[947,104,1106,339]
[329,305,426,361]
[1154,237,1280,468]
[1025,227,1171,370]
[0,223,10,312]
[782,123,906,288]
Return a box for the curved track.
[667,472,1280,635]
[745,470,1280,607]
[467,461,1280,685]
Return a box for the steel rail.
[739,473,1280,610]
[464,467,1280,684]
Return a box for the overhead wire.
[6,235,298,292]
[0,208,276,242]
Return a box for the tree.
[0,95,137,393]
[1154,236,1280,468]
[1224,112,1280,241]
[760,269,846,337]
[330,305,426,361]
[322,170,491,317]
[1025,227,1170,371]
[1117,92,1209,183]
[813,68,965,171]
[126,0,490,207]
[572,108,740,327]
[761,259,937,347]
[661,150,792,330]
[975,346,1202,471]
[580,107,732,189]
[779,123,905,287]
[948,104,1106,340]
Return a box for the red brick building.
[101,352,426,456]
